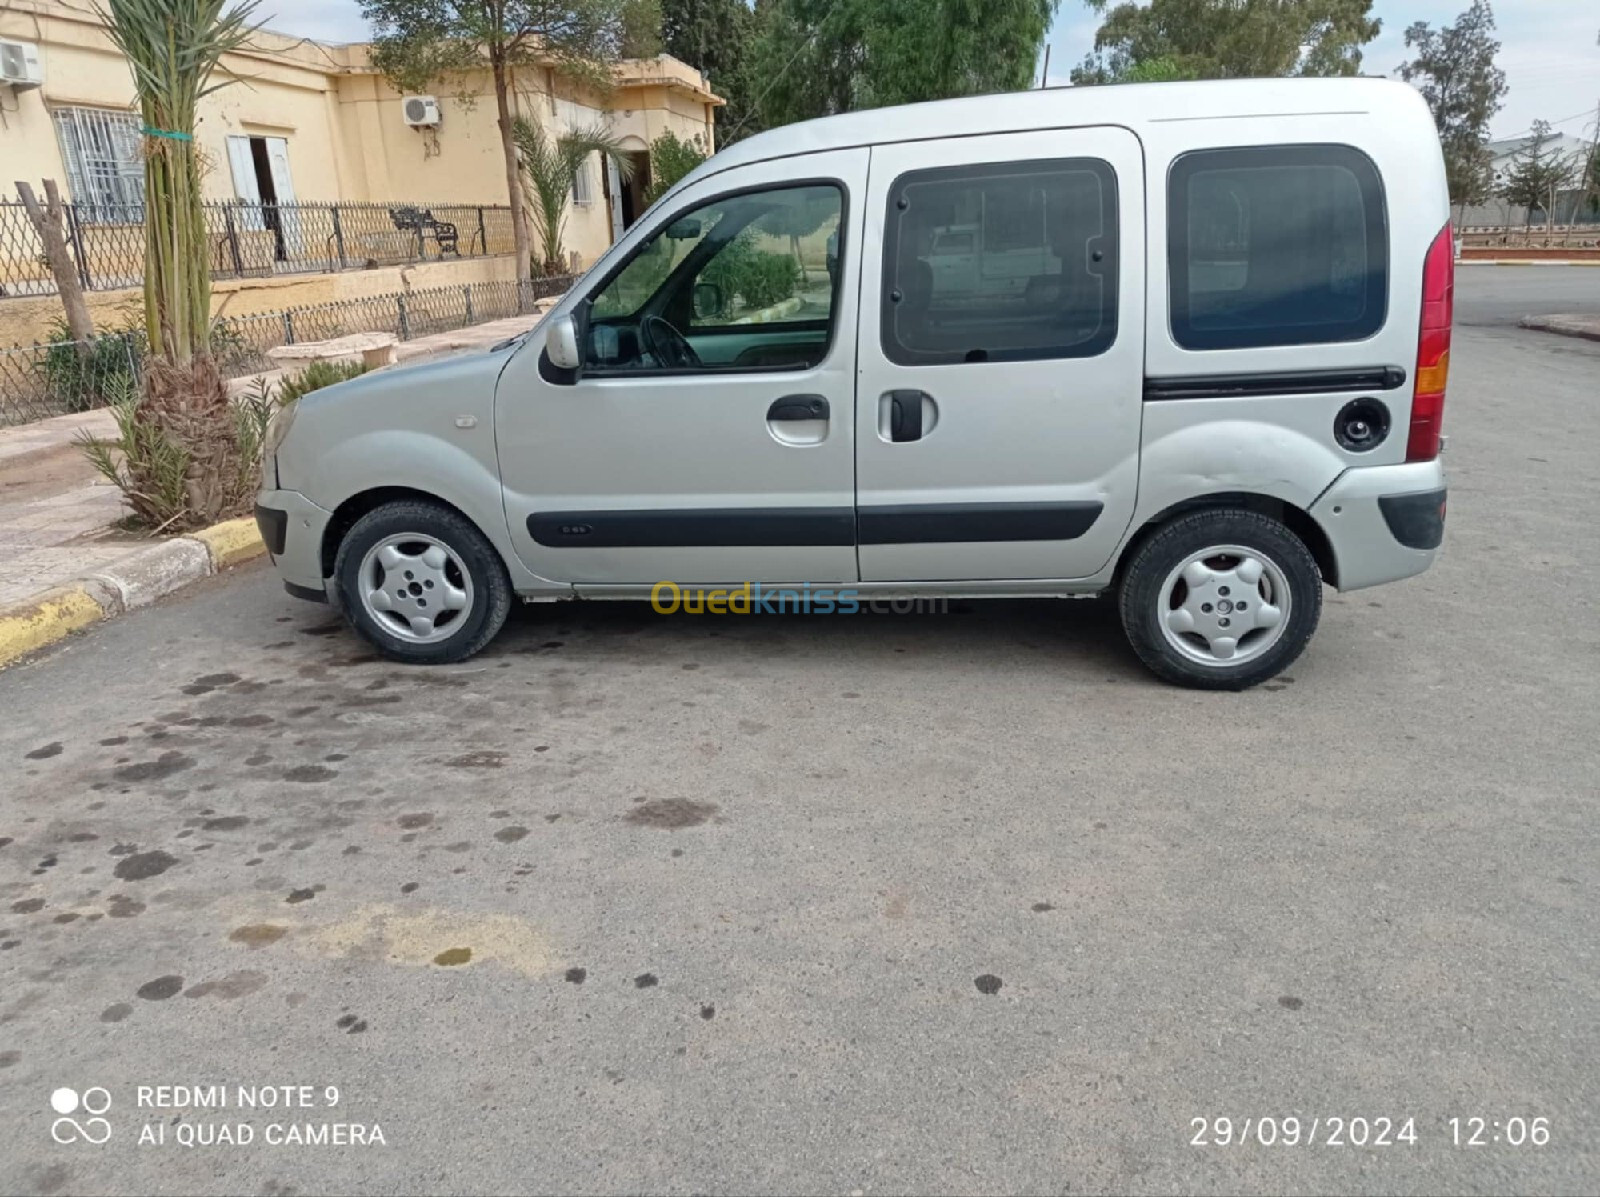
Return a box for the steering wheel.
[641,315,702,369]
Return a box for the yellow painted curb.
[190,517,267,569]
[0,585,109,669]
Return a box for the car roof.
[693,77,1424,181]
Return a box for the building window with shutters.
[52,106,145,224]
[572,154,595,206]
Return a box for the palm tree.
[513,116,636,276]
[96,0,262,527]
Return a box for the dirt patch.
[625,799,719,830]
[112,851,178,882]
[229,923,287,948]
[0,441,104,504]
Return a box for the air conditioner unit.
[402,96,441,127]
[0,40,44,91]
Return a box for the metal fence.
[0,333,142,426]
[0,199,518,297]
[0,275,572,427]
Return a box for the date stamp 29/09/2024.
[1189,1116,1551,1149]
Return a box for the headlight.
[264,400,299,458]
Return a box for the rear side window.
[882,158,1118,365]
[1169,145,1388,351]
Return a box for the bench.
[388,207,459,257]
[266,332,399,372]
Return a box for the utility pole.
[1039,44,1051,88]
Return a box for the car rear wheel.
[333,500,511,664]
[1117,509,1322,690]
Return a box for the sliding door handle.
[767,394,829,421]
[886,389,932,442]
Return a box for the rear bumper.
[1310,459,1446,592]
[254,487,334,598]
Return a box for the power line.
[721,2,839,143]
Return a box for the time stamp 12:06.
[1189,1116,1552,1148]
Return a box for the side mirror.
[546,314,581,371]
[692,281,724,321]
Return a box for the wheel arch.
[320,486,492,580]
[1113,492,1338,590]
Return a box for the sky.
[261,0,1597,142]
[1043,0,1599,141]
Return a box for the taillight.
[1408,222,1454,461]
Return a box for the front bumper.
[255,487,334,599]
[1309,459,1447,592]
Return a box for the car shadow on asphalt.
[465,594,1150,684]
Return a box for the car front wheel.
[1118,509,1322,690]
[333,500,511,664]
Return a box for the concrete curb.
[1518,315,1600,343]
[1458,259,1600,267]
[0,517,267,670]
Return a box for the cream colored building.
[0,0,719,340]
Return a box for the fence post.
[397,293,410,340]
[477,207,487,257]
[63,202,93,292]
[283,310,295,346]
[463,284,474,325]
[223,207,244,278]
[332,205,347,271]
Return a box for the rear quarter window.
[1168,145,1388,351]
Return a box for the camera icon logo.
[50,1087,113,1145]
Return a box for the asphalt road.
[1455,262,1600,328]
[2,317,1598,1195]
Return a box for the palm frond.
[515,113,636,273]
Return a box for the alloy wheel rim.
[1158,544,1291,667]
[357,533,474,644]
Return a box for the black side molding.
[254,504,287,556]
[529,502,1104,548]
[1379,488,1447,551]
[1144,366,1407,402]
[859,501,1102,544]
[529,508,856,548]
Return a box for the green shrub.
[644,131,708,207]
[42,320,144,413]
[277,358,370,404]
[729,250,800,310]
[75,374,192,532]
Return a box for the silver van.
[256,78,1452,690]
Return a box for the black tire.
[333,500,512,664]
[1117,509,1322,690]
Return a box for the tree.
[1500,122,1579,234]
[642,129,708,205]
[1072,0,1380,85]
[362,0,654,279]
[1398,1,1508,214]
[513,116,635,274]
[746,0,1058,130]
[620,0,663,55]
[94,0,263,529]
[660,0,758,140]
[13,180,95,344]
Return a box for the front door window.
[585,183,843,373]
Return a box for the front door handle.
[767,394,829,421]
